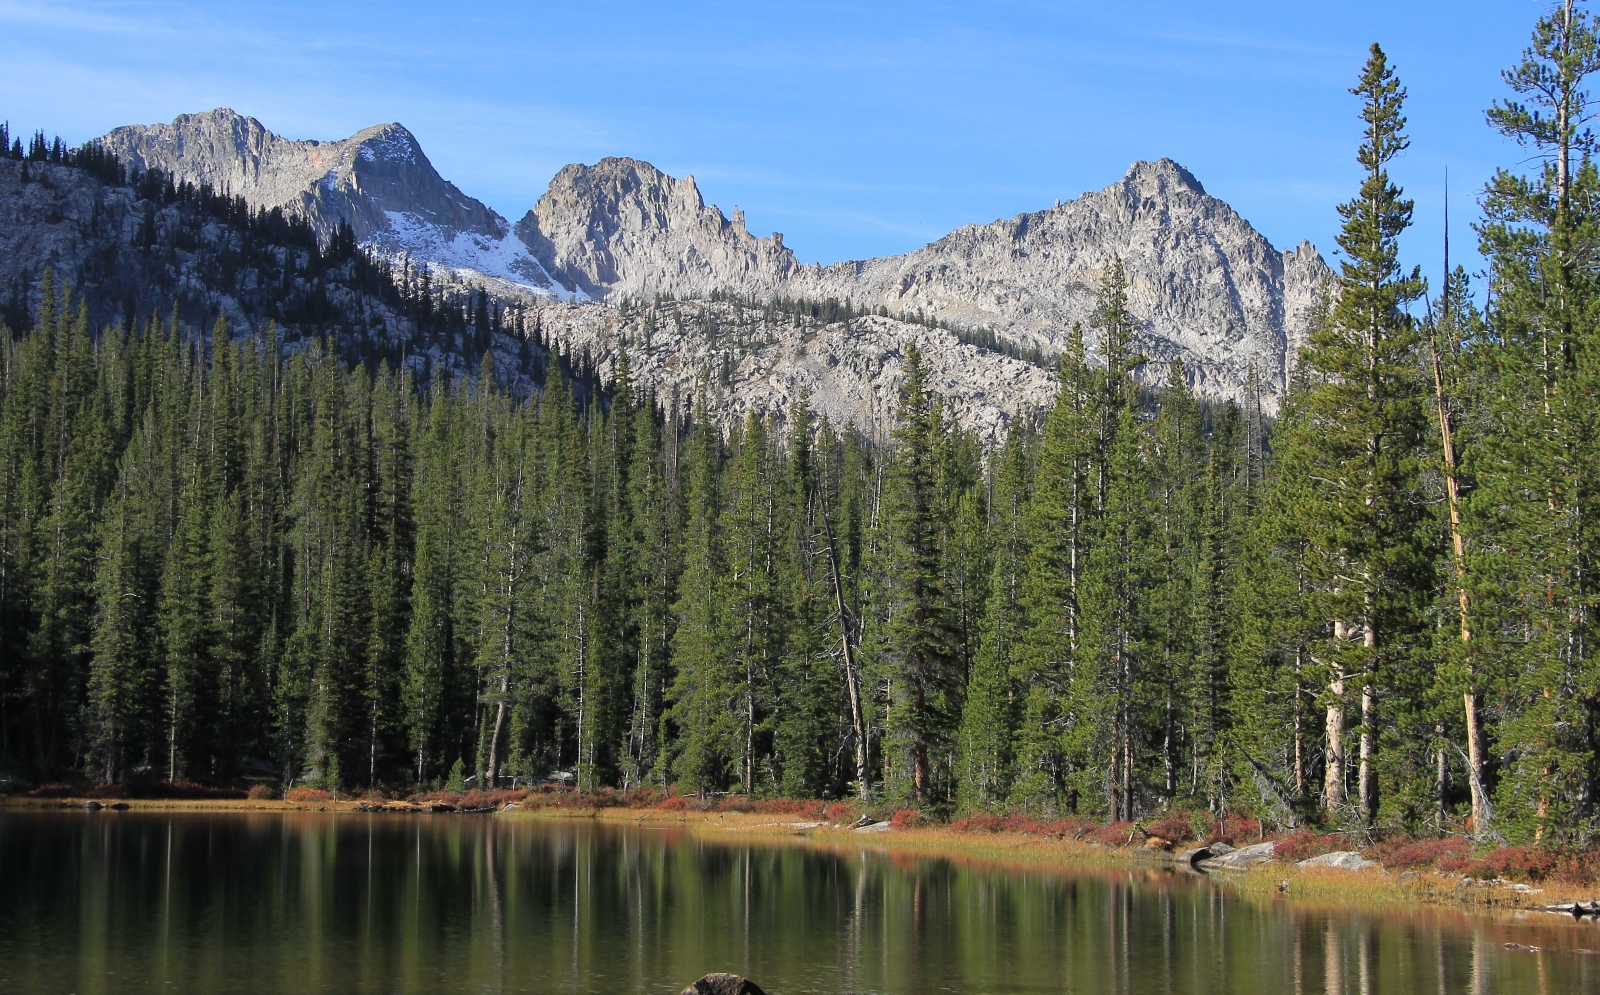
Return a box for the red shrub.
[1274,831,1355,862]
[1478,846,1561,882]
[27,784,75,798]
[1206,813,1262,844]
[656,795,692,811]
[824,801,861,823]
[1379,837,1472,871]
[285,786,332,803]
[890,808,921,828]
[247,784,277,801]
[624,787,668,808]
[1143,811,1195,844]
[1088,821,1140,846]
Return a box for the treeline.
[2,6,1599,848]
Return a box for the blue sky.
[0,0,1553,297]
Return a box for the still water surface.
[2,811,1598,994]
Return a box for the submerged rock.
[680,973,767,995]
[1297,850,1378,871]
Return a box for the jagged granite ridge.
[519,157,1332,403]
[98,109,574,297]
[86,109,1334,420]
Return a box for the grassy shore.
[4,790,1594,919]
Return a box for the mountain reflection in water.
[1,812,1596,994]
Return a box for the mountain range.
[14,107,1329,435]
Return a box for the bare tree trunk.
[486,676,509,786]
[821,499,869,799]
[1429,248,1488,834]
[1325,634,1347,812]
[1358,682,1375,822]
[1435,720,1448,828]
[1294,647,1306,797]
[1464,691,1486,829]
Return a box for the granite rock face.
[802,160,1331,404]
[98,109,570,296]
[1197,841,1277,871]
[516,158,799,302]
[522,156,1333,406]
[525,299,1057,445]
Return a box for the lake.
[1,811,1596,994]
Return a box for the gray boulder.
[1198,841,1276,871]
[1297,850,1378,871]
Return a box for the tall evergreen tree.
[1285,44,1430,824]
[880,345,959,804]
[1475,0,1600,842]
[958,420,1028,809]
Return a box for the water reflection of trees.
[1,815,1586,995]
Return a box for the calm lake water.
[2,811,1598,995]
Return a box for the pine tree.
[1233,365,1325,823]
[1148,362,1204,809]
[1290,44,1430,824]
[86,485,155,783]
[958,420,1028,809]
[1080,381,1153,821]
[667,387,737,794]
[880,345,958,805]
[1474,0,1600,842]
[1010,328,1086,810]
[724,413,779,793]
[773,395,838,798]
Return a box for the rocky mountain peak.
[1118,158,1206,198]
[85,108,1331,411]
[97,110,570,296]
[350,122,425,166]
[517,157,800,300]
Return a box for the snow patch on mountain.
[381,211,585,301]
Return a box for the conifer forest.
[6,6,1600,850]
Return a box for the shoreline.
[3,794,1594,922]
